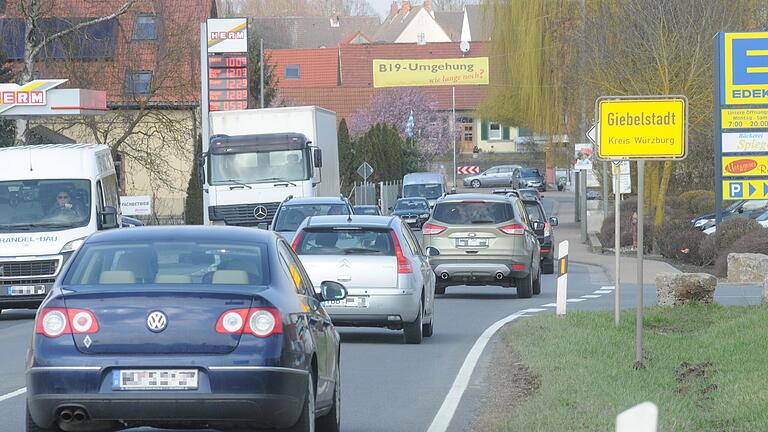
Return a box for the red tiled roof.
[266,48,338,88]
[277,87,375,123]
[2,0,215,106]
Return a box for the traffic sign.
[722,180,768,200]
[718,32,768,106]
[457,166,479,175]
[596,96,687,160]
[722,108,768,129]
[586,123,597,144]
[722,155,768,177]
[357,162,374,180]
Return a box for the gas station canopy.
[0,79,107,119]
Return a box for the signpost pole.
[580,170,587,243]
[603,161,609,216]
[613,162,621,327]
[714,34,723,224]
[635,160,645,367]
[452,86,457,190]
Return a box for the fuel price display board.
[207,53,249,111]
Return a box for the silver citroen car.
[292,215,436,344]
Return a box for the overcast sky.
[369,0,399,18]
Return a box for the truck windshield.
[403,183,444,200]
[0,179,92,232]
[210,149,310,185]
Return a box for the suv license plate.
[113,369,198,391]
[6,285,46,296]
[456,238,488,248]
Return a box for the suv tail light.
[422,223,446,235]
[216,308,283,337]
[390,231,413,274]
[291,230,304,251]
[499,223,526,235]
[36,308,99,338]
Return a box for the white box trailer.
[204,106,340,226]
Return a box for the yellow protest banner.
[372,58,489,88]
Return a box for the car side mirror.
[319,281,347,302]
[450,187,456,194]
[425,246,440,256]
[532,221,545,232]
[313,148,323,168]
[99,206,119,230]
[549,217,559,227]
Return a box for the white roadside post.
[556,240,569,316]
[616,402,658,432]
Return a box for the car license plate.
[324,296,368,308]
[456,238,488,248]
[113,369,198,391]
[404,217,417,223]
[6,285,46,296]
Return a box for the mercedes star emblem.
[253,205,268,220]
[146,311,168,333]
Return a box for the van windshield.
[403,183,443,200]
[0,179,92,232]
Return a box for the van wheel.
[471,179,481,188]
[532,266,542,295]
[516,271,533,298]
[403,301,424,344]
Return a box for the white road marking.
[581,295,601,298]
[601,286,615,290]
[594,290,612,294]
[567,298,586,303]
[521,308,547,313]
[426,311,526,432]
[0,387,26,403]
[541,303,557,307]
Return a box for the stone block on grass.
[656,273,717,306]
[727,253,768,283]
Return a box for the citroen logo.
[146,311,167,333]
[253,205,268,220]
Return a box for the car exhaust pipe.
[495,272,504,280]
[72,408,88,422]
[440,272,449,280]
[59,409,74,423]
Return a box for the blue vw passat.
[26,226,346,432]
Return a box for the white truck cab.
[0,144,121,312]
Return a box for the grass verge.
[491,304,768,432]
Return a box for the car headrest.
[211,270,249,284]
[99,271,136,284]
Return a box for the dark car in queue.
[391,197,431,229]
[26,226,347,432]
[520,197,558,274]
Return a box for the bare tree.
[430,0,475,12]
[13,0,140,145]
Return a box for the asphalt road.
[0,192,761,432]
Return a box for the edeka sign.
[719,32,768,106]
[372,58,489,88]
[596,96,687,160]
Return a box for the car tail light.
[512,263,526,271]
[291,230,305,251]
[247,308,283,337]
[36,308,100,338]
[390,231,413,274]
[216,308,282,337]
[422,223,446,235]
[500,223,526,235]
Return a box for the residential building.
[251,15,380,49]
[0,0,216,220]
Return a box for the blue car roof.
[86,225,276,244]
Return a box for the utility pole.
[578,0,588,242]
[259,38,265,108]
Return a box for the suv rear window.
[432,201,514,225]
[295,228,394,256]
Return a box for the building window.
[417,32,426,45]
[132,15,157,40]
[285,64,300,80]
[489,122,501,140]
[124,71,153,95]
[463,125,473,141]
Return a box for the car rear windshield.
[521,168,540,176]
[403,183,443,200]
[432,201,514,225]
[524,203,545,222]
[295,228,395,256]
[274,203,350,231]
[63,241,270,289]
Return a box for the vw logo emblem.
[146,311,167,333]
[253,205,268,220]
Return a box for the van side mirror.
[196,155,206,187]
[313,148,323,168]
[99,206,119,230]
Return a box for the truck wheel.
[516,271,533,299]
[403,302,424,344]
[471,179,481,188]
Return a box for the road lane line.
[541,303,557,307]
[594,290,612,294]
[567,298,586,303]
[0,387,26,403]
[426,311,526,432]
[581,295,601,298]
[521,308,547,313]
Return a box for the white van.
[0,144,121,312]
[402,172,448,208]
